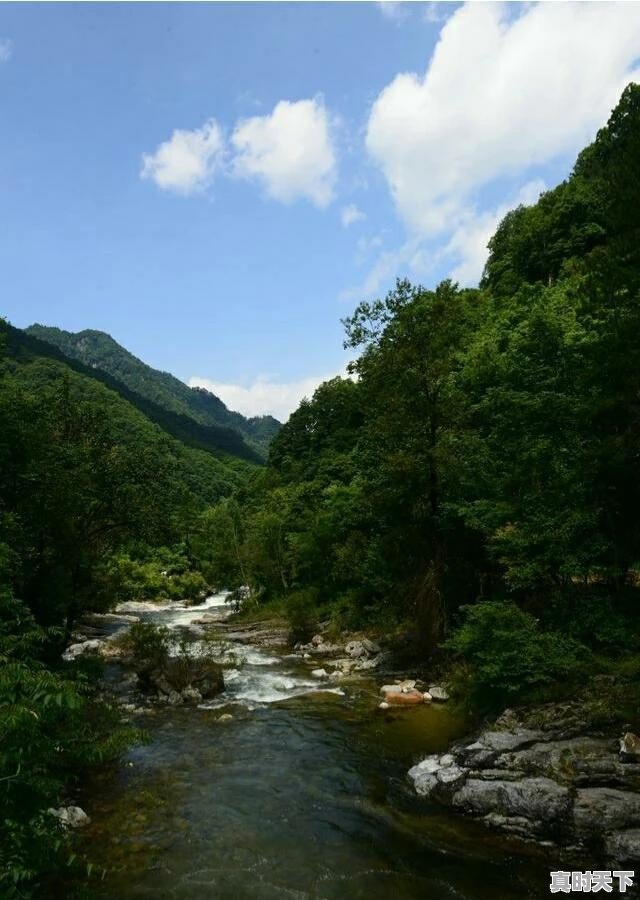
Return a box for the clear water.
[80,595,554,899]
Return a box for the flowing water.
[80,594,554,899]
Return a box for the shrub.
[445,600,588,714]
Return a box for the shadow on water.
[78,599,555,899]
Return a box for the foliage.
[25,324,280,458]
[445,600,587,714]
[193,84,640,709]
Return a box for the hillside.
[1,320,251,509]
[26,325,281,456]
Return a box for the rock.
[311,668,328,679]
[380,684,425,705]
[345,640,368,659]
[378,701,390,710]
[423,691,433,702]
[605,828,640,863]
[620,732,640,761]
[303,653,311,659]
[329,670,345,682]
[181,686,203,703]
[63,639,104,660]
[428,685,450,702]
[217,713,233,722]
[361,638,381,654]
[453,776,571,829]
[380,681,425,705]
[311,634,324,646]
[573,788,640,835]
[48,806,91,828]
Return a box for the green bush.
[0,591,141,898]
[445,600,589,714]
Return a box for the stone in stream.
[428,685,450,702]
[48,806,91,828]
[311,668,328,679]
[380,681,426,706]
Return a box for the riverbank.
[58,594,560,899]
[62,595,639,897]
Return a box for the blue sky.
[1,2,639,419]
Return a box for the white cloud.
[366,2,640,237]
[341,203,366,228]
[231,98,337,207]
[0,38,12,63]
[140,119,224,194]
[377,2,408,23]
[188,369,346,420]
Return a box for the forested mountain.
[26,325,281,457]
[202,84,640,710]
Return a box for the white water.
[141,591,346,708]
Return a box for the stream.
[79,593,553,899]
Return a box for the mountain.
[25,325,281,458]
[1,320,252,508]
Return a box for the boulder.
[573,788,640,835]
[311,668,328,679]
[453,776,571,828]
[428,685,450,702]
[380,683,426,705]
[48,806,91,829]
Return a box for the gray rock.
[428,685,450,702]
[48,806,91,828]
[605,828,640,863]
[345,640,368,659]
[453,776,570,827]
[311,668,328,679]
[573,788,640,835]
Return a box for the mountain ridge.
[25,324,281,458]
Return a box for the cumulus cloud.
[231,98,337,207]
[0,38,12,63]
[188,369,347,421]
[341,204,366,228]
[140,119,224,194]
[366,2,640,237]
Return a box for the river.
[78,593,553,899]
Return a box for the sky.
[1,2,640,420]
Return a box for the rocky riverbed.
[62,594,639,896]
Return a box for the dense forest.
[2,84,640,896]
[26,325,280,458]
[202,84,640,708]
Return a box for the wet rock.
[311,668,328,679]
[181,686,203,704]
[378,701,390,710]
[428,685,450,702]
[217,713,233,722]
[380,683,426,706]
[408,704,640,851]
[48,806,91,828]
